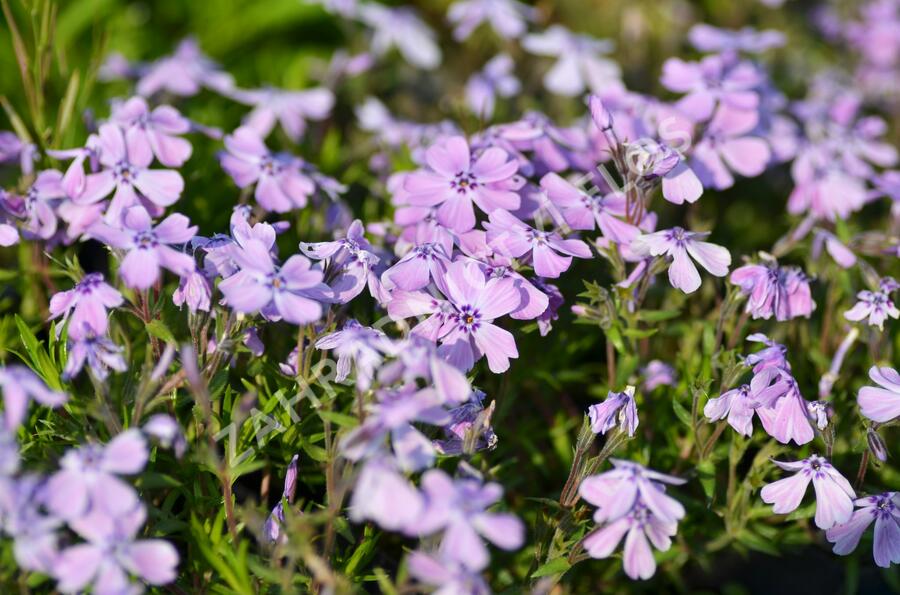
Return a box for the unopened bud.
[867,428,888,462]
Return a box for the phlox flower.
[691,109,771,191]
[811,229,857,268]
[358,4,441,70]
[408,551,490,595]
[760,455,856,529]
[63,330,128,381]
[315,320,395,390]
[433,390,498,455]
[688,24,786,54]
[21,169,67,239]
[218,237,327,325]
[522,25,621,96]
[73,123,185,224]
[406,469,525,572]
[264,454,299,544]
[382,242,451,291]
[703,370,790,436]
[641,360,676,392]
[754,372,816,445]
[172,270,212,313]
[620,137,704,205]
[787,146,867,221]
[540,172,640,244]
[660,54,762,123]
[403,136,521,233]
[88,206,196,290]
[579,459,686,525]
[826,492,900,568]
[0,366,66,431]
[135,38,234,97]
[220,126,315,213]
[49,273,123,339]
[858,365,900,423]
[465,54,520,119]
[45,430,148,521]
[495,111,590,173]
[142,414,187,458]
[447,0,535,41]
[845,286,899,330]
[630,227,731,294]
[484,209,591,278]
[348,456,423,532]
[743,333,789,372]
[110,96,192,167]
[588,386,639,437]
[230,86,335,142]
[300,220,386,304]
[53,504,178,593]
[0,474,61,575]
[730,261,815,321]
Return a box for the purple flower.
[49,273,123,339]
[582,501,678,580]
[540,172,640,243]
[522,25,621,96]
[703,370,789,437]
[447,0,535,41]
[630,227,731,294]
[74,123,185,224]
[688,24,786,54]
[340,386,450,471]
[63,331,128,381]
[0,366,66,431]
[760,455,856,529]
[348,456,423,531]
[142,414,187,458]
[755,373,816,446]
[788,147,867,221]
[858,366,900,423]
[826,492,900,568]
[358,4,441,69]
[812,229,857,268]
[743,333,789,372]
[53,504,178,593]
[485,209,591,278]
[382,242,451,291]
[433,390,498,455]
[136,38,234,97]
[661,55,762,123]
[88,206,197,290]
[579,460,686,526]
[641,360,676,392]
[299,220,385,304]
[403,136,521,233]
[220,126,315,213]
[845,287,899,330]
[218,238,326,325]
[315,320,394,389]
[408,551,490,594]
[406,469,524,571]
[730,261,815,321]
[21,169,67,239]
[691,110,771,191]
[621,138,704,205]
[0,474,61,574]
[588,386,639,437]
[388,260,522,373]
[172,270,212,313]
[230,86,335,142]
[264,454,300,544]
[110,96,193,167]
[45,430,148,521]
[465,54,520,119]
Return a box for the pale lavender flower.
[704,370,792,436]
[408,551,490,594]
[63,330,128,381]
[0,130,38,174]
[630,227,731,294]
[0,474,61,574]
[264,454,300,544]
[172,270,212,313]
[0,366,66,431]
[45,430,148,520]
[641,360,676,392]
[230,86,335,142]
[522,25,621,96]
[826,492,900,568]
[403,136,521,233]
[579,459,686,525]
[88,206,197,290]
[743,333,789,372]
[340,386,450,471]
[806,400,833,430]
[811,229,857,268]
[535,279,563,336]
[74,123,185,224]
[688,24,786,54]
[142,414,187,458]
[348,456,423,531]
[53,504,179,593]
[621,137,704,205]
[730,261,815,321]
[49,273,123,339]
[433,390,498,455]
[447,0,535,41]
[406,469,524,571]
[582,500,678,580]
[219,126,315,213]
[136,38,234,97]
[218,238,326,325]
[691,110,771,191]
[484,209,591,278]
[755,372,815,445]
[465,54,520,119]
[858,366,900,423]
[21,169,67,239]
[299,220,386,304]
[845,287,899,330]
[760,455,856,529]
[110,96,192,167]
[358,4,441,70]
[382,242,451,291]
[315,320,394,389]
[588,386,639,437]
[788,146,867,221]
[661,54,762,123]
[540,172,640,243]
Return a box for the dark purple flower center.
[114,160,138,184]
[135,231,158,249]
[457,304,482,331]
[451,171,479,194]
